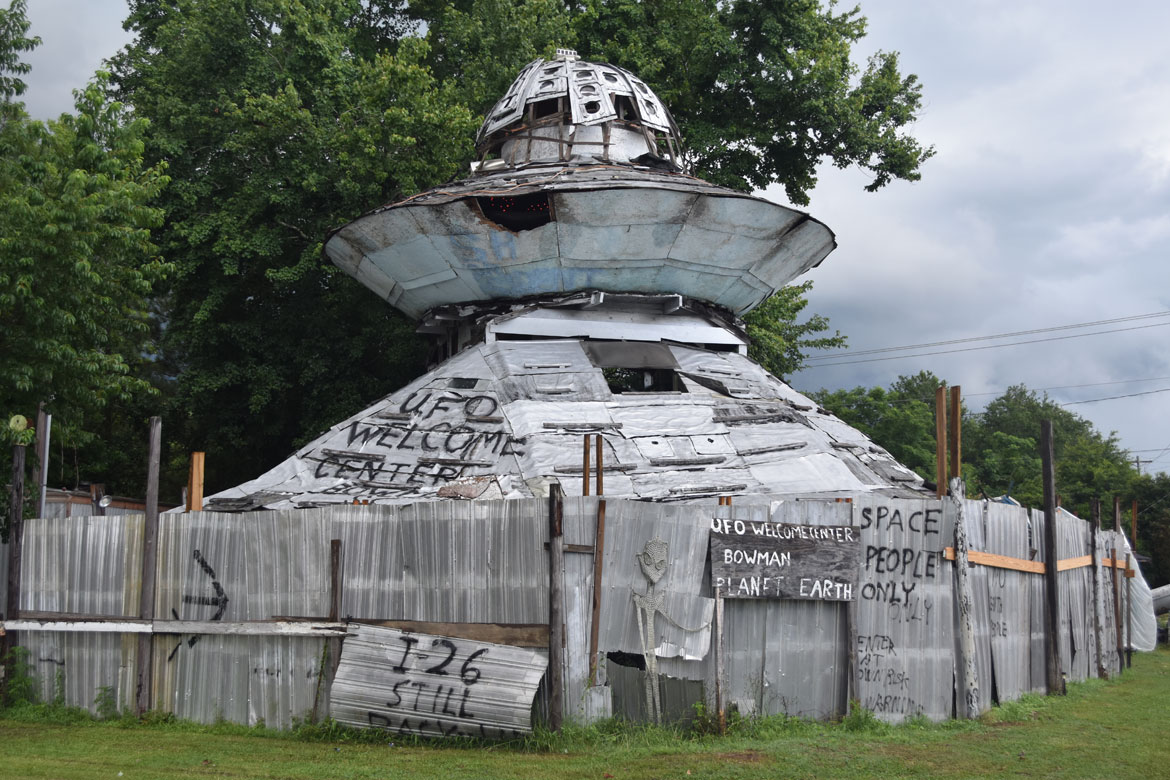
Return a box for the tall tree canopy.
[1,0,168,514]
[93,0,924,496]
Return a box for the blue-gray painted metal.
[326,182,835,320]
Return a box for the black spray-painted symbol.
[168,549,230,661]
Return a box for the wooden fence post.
[3,443,26,702]
[935,386,947,497]
[547,484,565,731]
[951,479,981,717]
[186,452,205,511]
[948,385,962,481]
[588,436,607,687]
[1040,420,1065,695]
[1125,552,1133,669]
[1110,546,1122,674]
[135,416,162,716]
[1089,499,1107,679]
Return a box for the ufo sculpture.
[203,50,925,510]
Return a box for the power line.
[1058,387,1170,406]
[804,310,1170,362]
[801,321,1170,367]
[963,375,1170,398]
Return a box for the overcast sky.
[18,1,1170,476]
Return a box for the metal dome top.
[474,49,684,169]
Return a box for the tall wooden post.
[934,386,947,497]
[1112,496,1120,532]
[714,588,725,734]
[32,403,49,519]
[589,435,607,686]
[1110,546,1122,674]
[948,385,962,481]
[951,478,981,716]
[1089,500,1107,678]
[135,417,162,716]
[186,452,205,511]
[547,484,565,730]
[1125,552,1134,669]
[3,443,26,702]
[1131,499,1138,549]
[1040,420,1065,694]
[581,435,591,497]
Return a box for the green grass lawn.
[3,647,1169,779]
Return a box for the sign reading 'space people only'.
[709,518,860,600]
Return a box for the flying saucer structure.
[203,50,926,510]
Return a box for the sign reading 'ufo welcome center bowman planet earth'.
[709,518,860,600]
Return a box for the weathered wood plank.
[353,620,549,648]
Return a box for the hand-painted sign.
[709,518,860,600]
[329,624,547,739]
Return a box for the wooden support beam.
[581,435,591,497]
[951,480,981,717]
[1125,552,1134,669]
[1090,499,1107,679]
[1111,546,1122,674]
[32,403,48,519]
[547,484,565,730]
[1040,420,1065,695]
[935,386,947,497]
[186,452,205,511]
[949,385,962,481]
[3,443,26,703]
[135,417,162,716]
[589,435,607,687]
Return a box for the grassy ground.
[2,648,1168,780]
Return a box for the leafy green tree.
[568,0,933,204]
[810,383,935,478]
[744,281,845,378]
[0,0,37,101]
[110,0,476,494]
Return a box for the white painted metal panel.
[330,624,547,739]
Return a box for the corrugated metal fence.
[1,495,1141,729]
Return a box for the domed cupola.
[473,49,683,172]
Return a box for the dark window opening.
[531,98,561,119]
[477,193,553,232]
[448,377,479,390]
[613,94,637,122]
[603,367,684,394]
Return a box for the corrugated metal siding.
[330,624,546,739]
[19,514,142,712]
[6,496,1151,730]
[853,495,954,723]
[721,500,852,720]
[981,500,1033,701]
[957,498,994,715]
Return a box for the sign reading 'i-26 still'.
[709,518,860,600]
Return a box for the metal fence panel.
[853,495,954,722]
[981,500,1033,701]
